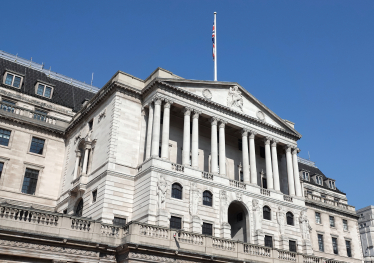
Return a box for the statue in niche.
[157,175,168,210]
[220,190,228,224]
[227,86,243,112]
[277,206,285,235]
[189,182,201,216]
[299,211,311,240]
[252,199,262,231]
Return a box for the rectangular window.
[240,171,243,182]
[315,212,321,224]
[29,137,45,155]
[21,168,39,195]
[1,99,16,113]
[202,222,213,236]
[170,216,182,229]
[332,237,338,255]
[329,180,336,189]
[343,219,348,231]
[321,194,326,199]
[289,240,297,252]
[92,189,97,203]
[0,162,3,178]
[88,119,93,131]
[33,109,47,122]
[36,83,53,98]
[318,234,324,252]
[238,139,242,151]
[302,171,309,181]
[264,235,273,248]
[4,72,22,88]
[260,146,265,158]
[346,240,352,257]
[113,217,126,226]
[63,209,67,214]
[330,216,335,227]
[262,177,267,189]
[0,128,11,146]
[316,176,323,185]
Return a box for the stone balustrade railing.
[212,237,236,251]
[0,101,69,127]
[305,193,356,212]
[284,195,293,202]
[201,171,214,180]
[244,243,271,257]
[278,250,297,261]
[171,163,184,172]
[260,188,270,196]
[229,179,246,189]
[303,255,322,263]
[178,231,204,245]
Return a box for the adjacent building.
[0,50,363,263]
[357,206,374,262]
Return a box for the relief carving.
[227,86,243,112]
[299,211,311,240]
[277,206,285,235]
[252,199,262,232]
[220,190,228,224]
[157,175,168,210]
[98,109,106,123]
[189,182,201,216]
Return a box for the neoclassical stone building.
[0,50,363,263]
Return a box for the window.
[289,240,297,252]
[170,216,182,229]
[88,119,93,131]
[329,216,335,227]
[0,162,3,178]
[262,177,267,189]
[171,183,182,199]
[21,168,39,195]
[264,235,273,248]
[302,171,309,181]
[316,176,323,185]
[237,212,243,222]
[1,99,15,112]
[113,217,127,226]
[240,170,243,182]
[343,219,348,231]
[0,128,11,146]
[321,194,326,199]
[92,189,97,203]
[63,209,67,214]
[203,191,212,206]
[315,212,321,224]
[332,237,338,254]
[4,72,22,88]
[263,206,271,220]
[36,83,53,98]
[202,222,212,236]
[318,234,324,252]
[260,146,265,158]
[238,139,242,151]
[329,180,336,189]
[75,199,83,217]
[306,190,312,195]
[346,240,352,257]
[29,137,45,155]
[33,109,47,122]
[334,197,340,202]
[286,212,294,225]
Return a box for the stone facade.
[357,206,374,262]
[0,50,363,263]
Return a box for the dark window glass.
[21,168,39,195]
[13,76,21,88]
[332,237,338,255]
[334,197,340,202]
[92,189,97,202]
[33,109,47,122]
[237,212,243,222]
[171,183,182,199]
[170,216,182,229]
[260,146,265,158]
[44,87,52,98]
[0,129,11,146]
[88,120,93,131]
[63,209,67,214]
[75,199,83,217]
[238,139,242,151]
[264,235,273,248]
[29,137,45,154]
[240,171,243,182]
[0,162,4,178]
[203,191,212,206]
[2,99,15,113]
[262,177,267,189]
[289,240,297,252]
[307,190,312,195]
[286,212,294,225]
[318,234,324,252]
[315,212,321,224]
[343,219,348,231]
[321,194,326,199]
[263,206,271,220]
[113,217,127,226]
[346,240,352,257]
[37,84,44,95]
[5,73,13,85]
[202,222,212,236]
[329,216,335,227]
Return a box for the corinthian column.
[285,145,295,196]
[292,148,302,197]
[271,140,280,191]
[182,107,192,166]
[211,117,218,174]
[241,129,250,183]
[249,131,257,184]
[73,150,81,179]
[264,137,273,189]
[219,121,227,176]
[145,104,153,159]
[151,98,162,157]
[161,100,172,159]
[82,144,91,174]
[191,111,200,168]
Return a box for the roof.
[0,52,97,112]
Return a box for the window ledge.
[27,151,45,158]
[0,144,10,150]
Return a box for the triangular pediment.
[160,78,300,137]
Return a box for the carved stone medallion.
[256,110,265,121]
[202,89,212,100]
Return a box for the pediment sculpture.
[227,86,243,112]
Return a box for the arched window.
[263,206,271,220]
[171,183,182,199]
[75,199,83,217]
[203,191,212,206]
[286,212,294,225]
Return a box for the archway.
[228,201,249,242]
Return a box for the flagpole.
[214,12,217,81]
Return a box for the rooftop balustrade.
[304,192,356,212]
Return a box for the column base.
[221,223,231,239]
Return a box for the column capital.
[154,98,162,105]
[271,140,278,147]
[219,121,227,128]
[75,150,81,157]
[264,137,271,145]
[183,107,193,116]
[248,130,257,139]
[141,107,146,116]
[292,148,300,154]
[210,117,218,125]
[284,144,292,152]
[241,128,249,137]
[192,111,200,119]
[164,100,173,108]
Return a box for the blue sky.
[2,1,373,208]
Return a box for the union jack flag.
[212,22,215,60]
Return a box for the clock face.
[257,110,265,121]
